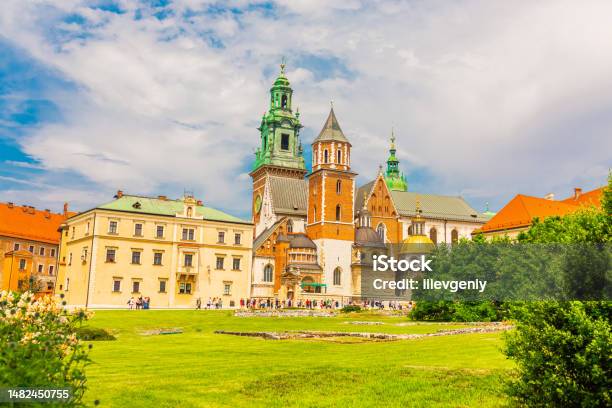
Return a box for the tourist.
[207,298,212,309]
[144,297,150,309]
[196,297,202,310]
[127,297,135,310]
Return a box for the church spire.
[384,128,408,192]
[252,60,305,173]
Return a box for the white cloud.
[0,0,611,216]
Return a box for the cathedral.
[250,63,491,302]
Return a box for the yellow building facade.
[56,192,253,309]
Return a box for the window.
[109,220,118,234]
[263,264,273,282]
[134,223,143,236]
[335,204,341,221]
[333,267,342,285]
[182,228,195,241]
[336,180,342,194]
[68,253,73,265]
[179,282,192,294]
[337,149,342,163]
[49,265,55,276]
[82,247,88,261]
[86,222,90,235]
[131,251,141,264]
[377,223,386,241]
[216,257,224,270]
[132,281,140,293]
[218,231,225,243]
[451,229,459,244]
[50,248,56,257]
[287,220,293,233]
[324,149,329,163]
[19,259,26,270]
[232,258,241,271]
[430,228,438,245]
[281,94,288,109]
[281,133,290,150]
[66,278,70,291]
[106,248,116,263]
[37,264,43,273]
[184,253,193,267]
[224,283,232,295]
[159,280,167,293]
[313,205,317,223]
[156,225,164,238]
[153,252,163,266]
[39,247,45,256]
[14,243,20,251]
[29,245,34,253]
[113,280,121,292]
[234,233,241,245]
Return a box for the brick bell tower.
[306,106,356,297]
[250,61,307,227]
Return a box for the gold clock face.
[254,195,262,214]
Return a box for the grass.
[82,310,513,407]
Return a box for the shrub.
[341,305,362,313]
[76,327,116,341]
[0,291,92,406]
[409,301,505,322]
[505,301,611,407]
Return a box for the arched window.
[337,149,342,163]
[333,267,341,285]
[287,220,293,233]
[281,95,288,109]
[430,227,437,244]
[336,180,342,194]
[408,225,413,236]
[376,223,386,241]
[451,229,459,244]
[263,264,273,282]
[335,204,341,221]
[324,150,329,163]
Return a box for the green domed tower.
[252,61,306,173]
[384,130,408,192]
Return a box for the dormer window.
[186,207,193,217]
[133,202,141,209]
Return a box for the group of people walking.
[195,297,223,309]
[127,296,150,309]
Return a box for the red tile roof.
[479,186,604,234]
[0,202,74,245]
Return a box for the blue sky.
[1,0,611,219]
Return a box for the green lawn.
[82,310,513,407]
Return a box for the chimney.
[544,193,555,200]
[63,202,69,216]
[574,187,582,199]
[196,200,203,206]
[7,202,13,208]
[158,195,167,201]
[115,190,124,198]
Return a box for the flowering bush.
[0,291,92,406]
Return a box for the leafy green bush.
[76,327,116,341]
[409,300,505,322]
[0,291,92,406]
[341,305,362,313]
[505,301,611,407]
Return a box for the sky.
[1,0,611,219]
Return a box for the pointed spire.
[313,106,349,143]
[280,56,286,75]
[390,128,396,150]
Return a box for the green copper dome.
[384,130,408,192]
[252,61,305,172]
